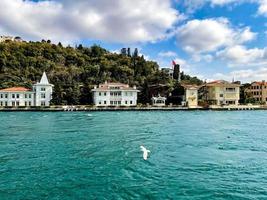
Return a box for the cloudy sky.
[0,0,267,82]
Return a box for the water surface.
[1,111,267,199]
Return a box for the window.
[25,102,27,106]
[0,94,3,99]
[25,94,27,98]
[29,101,32,106]
[16,101,19,106]
[220,94,224,98]
[29,94,32,98]
[118,101,121,105]
[0,102,3,106]
[104,92,106,96]
[104,101,106,105]
[41,93,46,98]
[5,94,8,98]
[41,101,46,106]
[99,92,101,96]
[110,101,113,105]
[130,101,133,105]
[125,101,128,104]
[41,88,46,91]
[5,102,8,107]
[16,94,19,98]
[226,88,235,92]
[99,101,101,105]
[12,94,15,99]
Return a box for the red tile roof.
[0,87,30,92]
[252,81,267,86]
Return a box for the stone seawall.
[0,105,267,112]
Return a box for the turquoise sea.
[1,111,267,199]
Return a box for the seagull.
[140,145,150,160]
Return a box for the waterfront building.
[161,68,174,78]
[0,35,23,43]
[92,82,139,106]
[245,81,267,104]
[151,95,166,106]
[203,80,240,106]
[183,85,200,108]
[0,72,53,107]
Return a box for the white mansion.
[92,82,139,106]
[0,72,53,107]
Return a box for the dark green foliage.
[0,41,203,105]
[173,64,180,80]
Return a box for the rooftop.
[251,81,267,86]
[206,80,240,87]
[93,82,138,91]
[0,87,30,92]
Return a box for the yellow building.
[183,85,200,108]
[204,80,240,106]
[245,81,267,104]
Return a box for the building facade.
[92,82,139,106]
[245,81,267,104]
[204,80,240,106]
[0,72,53,107]
[151,95,166,106]
[183,85,199,108]
[0,36,23,43]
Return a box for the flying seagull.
[140,145,150,160]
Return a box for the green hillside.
[0,40,202,105]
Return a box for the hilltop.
[0,40,202,105]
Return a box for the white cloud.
[210,0,239,6]
[258,0,267,16]
[158,51,177,57]
[0,0,181,43]
[192,54,214,62]
[176,18,256,53]
[214,67,267,82]
[216,45,267,66]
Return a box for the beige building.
[204,80,240,106]
[0,36,23,43]
[183,85,200,108]
[245,81,267,104]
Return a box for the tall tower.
[33,72,54,106]
[173,63,181,82]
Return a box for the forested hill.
[0,40,202,105]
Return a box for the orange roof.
[0,87,30,92]
[252,81,267,86]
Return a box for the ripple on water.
[1,111,267,199]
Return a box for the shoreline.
[0,105,266,112]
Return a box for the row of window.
[0,93,46,99]
[0,101,46,107]
[98,91,134,96]
[98,100,134,105]
[252,91,262,96]
[250,85,267,90]
[0,93,33,99]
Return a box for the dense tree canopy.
[0,40,203,105]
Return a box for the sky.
[0,0,267,83]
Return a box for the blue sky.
[0,0,267,82]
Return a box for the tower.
[173,64,181,82]
[33,72,54,106]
